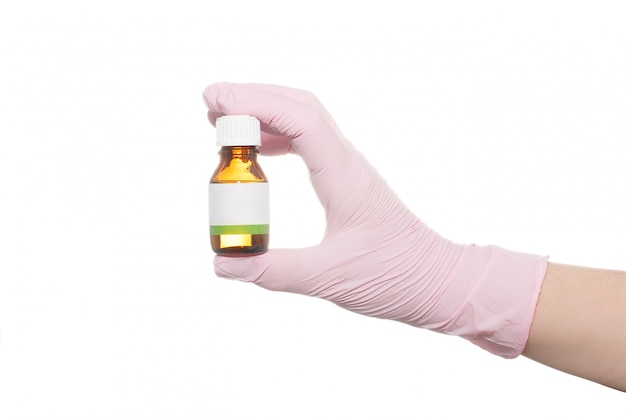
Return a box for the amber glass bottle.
[209,116,269,255]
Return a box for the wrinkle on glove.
[205,82,548,358]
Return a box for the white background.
[1,1,625,415]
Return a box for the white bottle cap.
[215,115,261,146]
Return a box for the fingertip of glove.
[202,82,231,109]
[213,253,266,283]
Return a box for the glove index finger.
[203,82,313,138]
[202,82,347,175]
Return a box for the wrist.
[428,244,549,358]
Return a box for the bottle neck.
[219,146,259,159]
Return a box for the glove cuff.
[436,245,548,358]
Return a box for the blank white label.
[209,182,269,226]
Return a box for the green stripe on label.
[210,224,269,235]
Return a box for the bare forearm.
[523,262,626,391]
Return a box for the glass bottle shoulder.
[210,146,267,183]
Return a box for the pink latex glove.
[203,82,548,358]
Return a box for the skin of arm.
[523,262,626,392]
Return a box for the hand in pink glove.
[203,82,548,358]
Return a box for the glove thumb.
[213,247,322,294]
